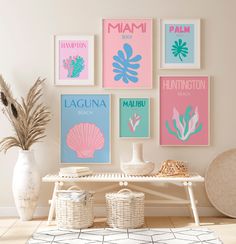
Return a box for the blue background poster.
[165,24,195,64]
[61,94,110,163]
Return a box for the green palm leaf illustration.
[171,39,189,62]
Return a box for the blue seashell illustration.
[112,43,142,84]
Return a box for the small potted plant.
[0,75,51,221]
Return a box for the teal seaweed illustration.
[165,106,202,141]
[63,55,84,78]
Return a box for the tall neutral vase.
[12,150,41,221]
[121,143,155,175]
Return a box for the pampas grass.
[0,75,51,152]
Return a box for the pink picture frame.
[159,75,210,146]
[54,35,94,86]
[102,19,153,89]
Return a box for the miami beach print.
[119,98,150,138]
[160,76,209,146]
[103,19,152,89]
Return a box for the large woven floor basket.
[106,189,144,228]
[56,186,94,229]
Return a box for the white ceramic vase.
[130,143,145,163]
[12,150,41,221]
[121,143,155,175]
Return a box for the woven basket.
[106,189,144,228]
[56,186,94,229]
[158,160,189,177]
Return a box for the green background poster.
[119,98,150,138]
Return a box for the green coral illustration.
[63,55,84,78]
[171,39,189,62]
[165,106,202,141]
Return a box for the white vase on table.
[121,143,155,176]
[12,150,41,221]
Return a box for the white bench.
[42,172,204,226]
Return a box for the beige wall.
[0,0,235,216]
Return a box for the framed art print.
[159,76,209,146]
[119,98,150,138]
[55,35,94,86]
[61,94,110,163]
[103,19,152,89]
[160,19,200,69]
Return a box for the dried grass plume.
[0,75,51,152]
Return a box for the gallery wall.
[0,0,235,216]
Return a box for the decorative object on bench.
[0,76,50,221]
[158,160,189,177]
[106,188,144,228]
[121,143,154,175]
[59,167,93,178]
[56,186,94,229]
[205,148,236,218]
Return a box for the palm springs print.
[171,39,189,62]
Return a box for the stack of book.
[59,167,93,178]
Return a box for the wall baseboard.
[0,205,222,217]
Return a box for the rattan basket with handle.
[106,188,144,228]
[56,186,94,229]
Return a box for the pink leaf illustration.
[188,107,199,134]
[128,113,141,133]
[172,107,185,136]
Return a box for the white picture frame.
[160,19,201,69]
[60,94,111,164]
[54,35,94,86]
[102,18,153,89]
[119,97,150,139]
[158,75,210,146]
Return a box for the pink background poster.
[103,19,152,89]
[160,76,209,146]
[59,40,89,80]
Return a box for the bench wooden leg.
[185,182,200,226]
[47,181,62,225]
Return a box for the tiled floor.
[0,217,235,244]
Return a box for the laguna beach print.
[159,76,209,146]
[103,19,152,89]
[61,94,110,163]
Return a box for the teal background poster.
[119,98,150,138]
[61,94,110,163]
